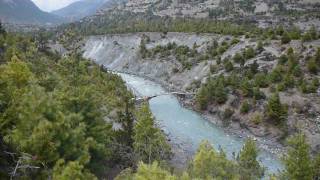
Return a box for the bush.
[253,87,265,100]
[281,32,291,44]
[231,38,240,45]
[223,108,234,120]
[256,41,264,53]
[269,68,283,83]
[243,47,255,59]
[278,55,288,65]
[224,60,234,72]
[254,73,269,88]
[210,64,217,74]
[240,101,250,114]
[293,65,302,77]
[233,53,244,64]
[250,60,259,74]
[250,112,263,125]
[307,58,318,74]
[240,79,253,97]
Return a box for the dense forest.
[0,22,171,179]
[1,11,320,180]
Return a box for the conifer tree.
[133,104,171,164]
[282,134,313,180]
[237,139,264,179]
[266,93,287,125]
[190,141,239,179]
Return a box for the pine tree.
[53,160,97,180]
[133,104,171,164]
[224,60,234,72]
[134,162,177,180]
[214,79,228,104]
[240,78,253,97]
[190,141,239,179]
[240,101,250,114]
[237,139,264,179]
[266,93,287,125]
[196,86,209,110]
[282,134,313,180]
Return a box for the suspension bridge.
[133,92,195,103]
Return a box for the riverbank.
[119,71,284,174]
[116,68,286,160]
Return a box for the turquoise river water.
[119,73,283,175]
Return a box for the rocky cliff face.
[83,33,211,90]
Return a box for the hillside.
[52,0,107,21]
[0,0,63,25]
[74,0,319,35]
[83,31,320,154]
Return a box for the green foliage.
[240,101,250,114]
[278,55,288,65]
[240,78,253,97]
[250,112,263,125]
[302,26,318,42]
[53,159,97,180]
[253,87,266,100]
[237,139,264,179]
[256,41,264,52]
[243,47,256,59]
[313,154,320,180]
[250,60,259,74]
[139,40,148,59]
[307,58,318,74]
[254,72,269,88]
[282,134,313,180]
[266,93,288,125]
[224,60,234,72]
[190,141,239,179]
[196,76,228,109]
[269,67,283,83]
[133,162,177,180]
[281,32,291,44]
[196,86,209,110]
[133,104,171,164]
[64,11,259,36]
[0,32,153,179]
[233,52,244,65]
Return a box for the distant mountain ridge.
[0,0,64,25]
[52,0,109,21]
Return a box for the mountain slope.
[52,0,108,21]
[0,0,63,25]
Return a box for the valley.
[1,0,320,179]
[83,32,320,154]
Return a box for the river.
[118,73,283,175]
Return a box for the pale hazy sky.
[31,0,81,12]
